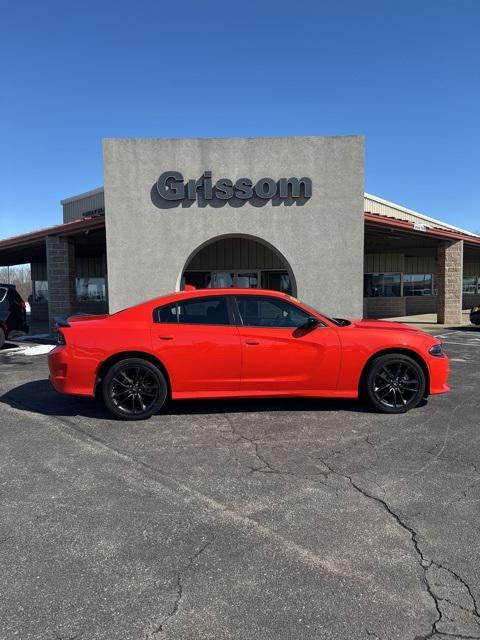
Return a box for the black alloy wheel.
[102,358,167,420]
[365,354,426,414]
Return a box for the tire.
[102,358,168,420]
[364,353,426,414]
[0,326,5,349]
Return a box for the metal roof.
[0,214,105,251]
[365,193,479,239]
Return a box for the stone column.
[437,240,463,325]
[46,236,76,335]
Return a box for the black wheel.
[364,354,426,414]
[0,326,5,349]
[102,358,167,420]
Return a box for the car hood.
[348,318,426,334]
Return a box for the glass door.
[211,272,235,288]
[236,272,259,288]
[210,271,259,289]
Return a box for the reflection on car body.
[48,288,450,420]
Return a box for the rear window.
[154,296,230,325]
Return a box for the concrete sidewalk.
[384,311,473,333]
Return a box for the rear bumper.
[48,345,95,396]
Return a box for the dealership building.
[0,136,479,335]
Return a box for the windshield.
[288,297,351,327]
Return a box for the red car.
[48,289,450,420]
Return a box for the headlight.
[429,343,444,357]
[472,306,480,313]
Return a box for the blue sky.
[0,0,479,237]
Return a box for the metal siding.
[63,191,105,222]
[76,256,104,277]
[464,262,480,276]
[404,255,437,274]
[364,253,404,273]
[364,195,480,239]
[31,262,47,280]
[186,237,285,271]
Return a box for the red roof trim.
[0,215,105,251]
[365,212,480,246]
[1,212,479,253]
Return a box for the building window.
[261,271,292,295]
[181,272,211,289]
[403,274,434,296]
[463,276,479,294]
[33,280,48,303]
[364,273,401,297]
[76,277,106,301]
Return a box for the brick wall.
[363,297,406,319]
[46,236,76,335]
[405,295,437,315]
[437,240,463,325]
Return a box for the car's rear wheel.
[364,353,426,414]
[0,326,5,349]
[102,358,167,420]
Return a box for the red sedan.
[48,289,450,420]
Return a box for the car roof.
[115,288,299,318]
[170,288,292,299]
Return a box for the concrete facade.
[437,240,464,325]
[103,136,365,317]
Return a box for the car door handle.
[245,339,260,345]
[158,335,174,340]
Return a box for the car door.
[151,295,242,395]
[235,295,341,392]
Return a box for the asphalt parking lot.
[1,329,480,640]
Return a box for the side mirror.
[302,316,318,330]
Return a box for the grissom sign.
[156,171,312,201]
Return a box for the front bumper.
[428,354,451,395]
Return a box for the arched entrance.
[179,234,296,296]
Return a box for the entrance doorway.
[210,271,259,289]
[180,235,295,295]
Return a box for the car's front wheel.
[364,353,426,414]
[102,358,168,420]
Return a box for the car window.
[155,296,230,325]
[157,303,178,323]
[236,296,311,328]
[0,287,7,304]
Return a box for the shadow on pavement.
[0,341,22,352]
[1,378,377,421]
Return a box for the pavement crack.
[311,456,472,640]
[150,540,212,636]
[222,415,337,492]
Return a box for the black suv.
[471,305,480,327]
[0,284,29,348]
